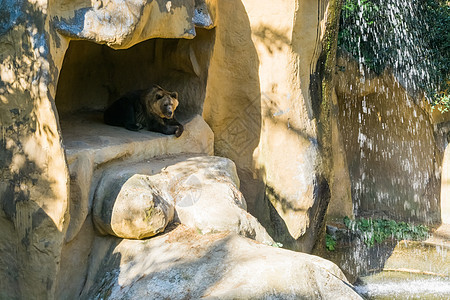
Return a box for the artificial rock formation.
[0,0,215,298]
[163,156,274,245]
[56,155,279,299]
[92,155,274,245]
[64,114,213,242]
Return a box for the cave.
[55,28,215,161]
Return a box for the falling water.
[337,0,450,298]
[337,0,447,222]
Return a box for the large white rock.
[81,226,362,299]
[163,156,274,245]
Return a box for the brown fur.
[104,85,184,137]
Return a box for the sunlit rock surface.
[53,0,213,49]
[81,225,362,300]
[92,155,273,245]
[93,173,175,239]
[165,156,274,245]
[203,0,341,252]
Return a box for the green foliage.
[343,216,429,247]
[271,242,284,248]
[434,93,450,112]
[338,0,391,74]
[423,1,450,110]
[325,234,337,251]
[339,0,450,111]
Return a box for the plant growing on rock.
[343,216,429,247]
[325,233,337,251]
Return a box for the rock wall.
[442,143,450,224]
[0,1,69,299]
[203,0,342,251]
[0,1,215,299]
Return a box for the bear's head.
[144,85,179,119]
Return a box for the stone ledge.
[61,112,213,167]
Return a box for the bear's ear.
[170,92,178,99]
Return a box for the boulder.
[91,155,274,245]
[93,174,174,239]
[163,156,274,245]
[81,225,362,299]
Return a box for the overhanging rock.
[53,0,214,49]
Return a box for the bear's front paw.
[175,125,184,138]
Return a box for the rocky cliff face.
[203,0,342,251]
[0,0,348,299]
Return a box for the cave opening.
[55,28,214,156]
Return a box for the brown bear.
[104,85,184,137]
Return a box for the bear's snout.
[164,108,174,118]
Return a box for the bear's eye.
[156,94,164,100]
[163,103,169,107]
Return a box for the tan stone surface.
[203,0,341,251]
[164,156,274,245]
[81,226,362,299]
[0,4,69,299]
[202,0,264,224]
[442,144,450,224]
[55,217,96,300]
[382,238,449,276]
[94,174,175,239]
[89,155,273,245]
[328,89,354,220]
[53,0,214,49]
